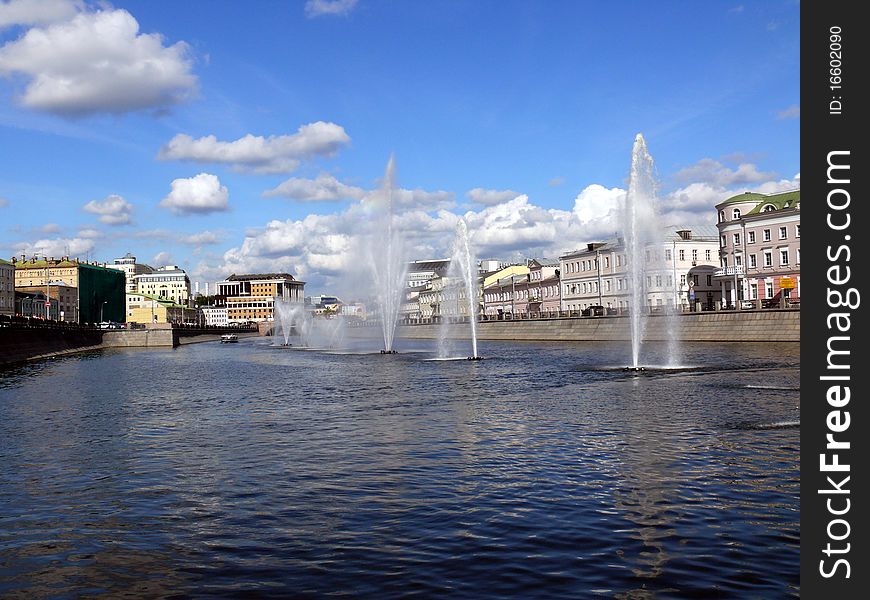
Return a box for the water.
[274,300,346,348]
[365,155,408,353]
[0,340,799,597]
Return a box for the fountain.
[273,298,347,349]
[438,219,481,360]
[623,134,662,370]
[366,155,407,354]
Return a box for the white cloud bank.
[160,173,229,215]
[0,0,81,29]
[263,172,366,202]
[82,194,133,225]
[158,122,351,174]
[304,0,358,18]
[0,6,197,116]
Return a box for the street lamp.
[100,300,108,324]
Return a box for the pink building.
[714,189,800,307]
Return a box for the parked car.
[582,305,606,317]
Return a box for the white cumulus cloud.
[673,158,777,187]
[305,0,358,18]
[15,236,95,258]
[0,0,81,28]
[0,7,197,116]
[158,121,351,174]
[82,193,133,225]
[466,187,522,206]
[263,172,366,202]
[160,173,229,215]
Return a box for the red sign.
[45,301,51,307]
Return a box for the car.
[582,305,606,317]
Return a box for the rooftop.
[225,273,296,282]
[717,188,800,210]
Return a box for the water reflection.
[0,339,799,597]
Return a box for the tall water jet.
[623,134,658,369]
[366,155,408,353]
[448,219,480,359]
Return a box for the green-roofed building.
[714,189,801,308]
[11,256,125,323]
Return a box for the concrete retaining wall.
[0,327,104,366]
[101,329,176,348]
[391,309,800,343]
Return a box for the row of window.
[564,249,715,274]
[722,225,800,248]
[722,248,800,269]
[484,284,560,303]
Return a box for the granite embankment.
[391,308,800,343]
[1,325,258,367]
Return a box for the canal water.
[0,338,799,597]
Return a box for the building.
[125,293,191,324]
[15,281,78,321]
[105,253,155,294]
[201,306,228,327]
[715,189,800,307]
[0,258,14,317]
[12,256,125,323]
[482,264,530,317]
[522,258,561,315]
[216,273,304,324]
[559,226,720,313]
[134,265,192,306]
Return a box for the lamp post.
[100,300,107,324]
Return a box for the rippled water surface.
[0,337,799,598]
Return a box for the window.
[665,249,672,261]
[766,281,774,298]
[692,249,698,261]
[604,256,610,268]
[679,249,685,261]
[780,250,789,265]
[750,283,758,300]
[707,275,712,286]
[721,235,727,247]
[797,248,801,264]
[705,250,711,261]
[763,205,776,212]
[764,251,773,267]
[763,229,771,242]
[667,275,673,287]
[796,224,800,238]
[749,254,757,268]
[735,255,742,266]
[719,210,726,222]
[779,227,787,240]
[748,231,756,244]
[645,250,651,263]
[680,275,687,286]
[733,208,741,219]
[655,275,662,287]
[733,233,741,246]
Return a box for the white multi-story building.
[134,265,192,306]
[715,189,800,307]
[201,306,229,326]
[0,258,15,317]
[559,226,721,312]
[105,253,155,294]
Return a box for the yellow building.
[126,293,190,325]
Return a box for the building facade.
[15,282,78,321]
[216,273,304,324]
[201,306,229,326]
[0,258,14,317]
[559,227,721,313]
[12,257,125,323]
[126,293,189,324]
[134,265,192,306]
[715,189,800,307]
[106,253,155,293]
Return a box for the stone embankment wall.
[392,309,800,343]
[0,327,104,366]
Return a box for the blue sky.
[0,0,799,295]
